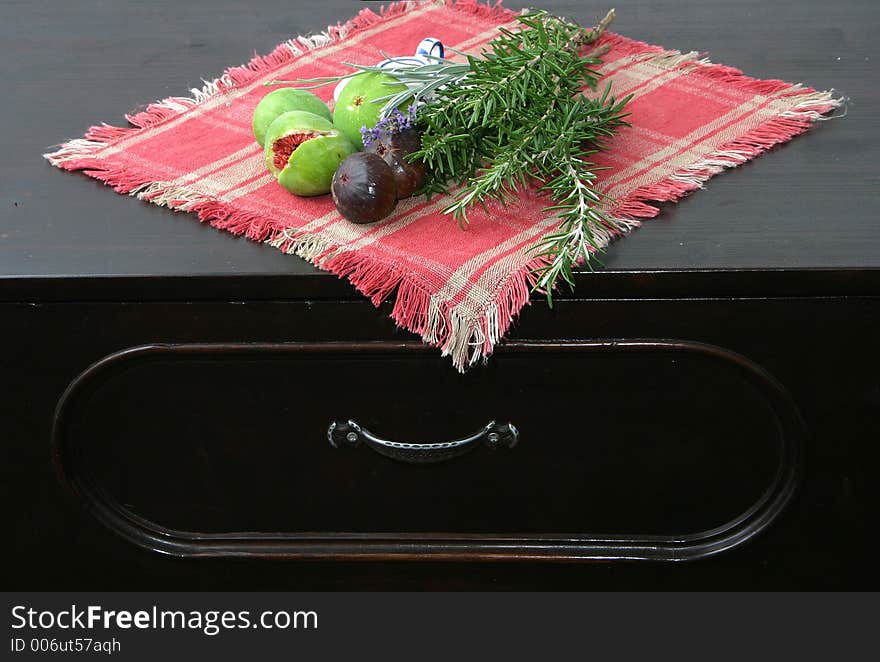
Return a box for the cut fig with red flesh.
[262,111,356,197]
[270,132,320,171]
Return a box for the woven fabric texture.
[46,0,839,370]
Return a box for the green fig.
[252,88,332,147]
[264,111,355,197]
[333,72,409,147]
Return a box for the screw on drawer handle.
[327,419,518,464]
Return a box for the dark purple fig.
[331,152,398,224]
[365,127,425,198]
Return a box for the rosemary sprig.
[414,10,631,304]
[268,9,630,304]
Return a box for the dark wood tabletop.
[2,0,878,301]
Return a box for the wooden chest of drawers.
[2,0,878,589]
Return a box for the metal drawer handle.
[327,419,518,464]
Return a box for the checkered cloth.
[46,0,838,370]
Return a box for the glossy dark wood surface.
[3,296,877,587]
[56,341,795,558]
[1,0,878,301]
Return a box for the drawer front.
[53,339,803,561]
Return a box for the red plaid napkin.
[46,0,838,370]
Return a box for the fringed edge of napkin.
[44,1,842,372]
[598,33,844,225]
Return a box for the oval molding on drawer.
[52,340,804,562]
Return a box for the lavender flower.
[360,125,383,148]
[360,105,421,148]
